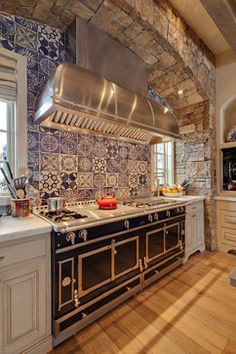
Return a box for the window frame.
[0,47,27,175]
[151,141,175,190]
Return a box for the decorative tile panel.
[0,11,151,201]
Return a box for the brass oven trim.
[78,236,140,297]
[146,227,165,262]
[56,214,185,255]
[58,257,74,310]
[78,244,113,297]
[164,222,180,253]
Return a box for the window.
[0,48,27,182]
[152,141,174,189]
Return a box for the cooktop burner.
[39,209,88,223]
[121,198,176,208]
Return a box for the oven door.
[165,221,180,252]
[78,235,140,298]
[146,226,165,263]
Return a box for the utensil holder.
[11,198,30,217]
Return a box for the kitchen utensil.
[13,176,27,189]
[96,195,117,209]
[11,198,30,217]
[47,197,66,213]
[3,157,14,180]
[0,167,17,199]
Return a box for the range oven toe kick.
[46,201,186,345]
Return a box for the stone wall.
[175,101,216,249]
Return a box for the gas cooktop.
[34,198,186,232]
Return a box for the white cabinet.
[0,235,52,354]
[185,201,205,261]
[216,199,236,252]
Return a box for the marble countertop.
[0,195,204,243]
[165,195,205,203]
[0,214,52,244]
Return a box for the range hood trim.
[35,63,181,143]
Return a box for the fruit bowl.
[162,191,184,197]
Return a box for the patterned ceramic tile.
[129,174,139,188]
[28,131,39,151]
[106,173,118,187]
[77,173,93,188]
[40,153,60,171]
[39,171,61,196]
[28,151,39,170]
[106,141,118,159]
[93,157,106,173]
[128,160,139,174]
[61,172,77,190]
[138,174,147,186]
[78,137,94,156]
[118,159,128,171]
[128,145,139,160]
[60,155,77,172]
[93,173,106,188]
[138,161,148,174]
[15,23,38,51]
[61,189,78,202]
[78,157,93,172]
[106,158,119,173]
[60,132,77,155]
[0,13,15,51]
[15,16,38,32]
[15,45,38,71]
[116,187,130,199]
[40,128,60,153]
[118,173,129,187]
[39,56,57,75]
[93,140,107,158]
[118,145,128,159]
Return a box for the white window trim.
[151,141,175,191]
[0,47,27,175]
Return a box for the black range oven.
[51,206,185,343]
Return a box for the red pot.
[96,195,117,210]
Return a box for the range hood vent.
[35,17,180,144]
[35,63,180,144]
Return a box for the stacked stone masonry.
[0,0,216,249]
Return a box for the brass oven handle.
[0,256,4,262]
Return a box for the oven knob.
[166,210,171,218]
[79,229,88,242]
[154,213,159,221]
[124,220,130,229]
[148,214,153,223]
[66,232,76,245]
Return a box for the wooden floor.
[51,251,236,354]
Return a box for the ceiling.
[169,0,230,55]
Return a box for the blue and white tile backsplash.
[0,11,151,203]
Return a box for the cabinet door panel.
[195,211,204,246]
[114,236,139,277]
[0,260,46,353]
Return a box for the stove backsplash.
[0,12,151,203]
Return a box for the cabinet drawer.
[221,227,236,245]
[220,211,236,230]
[0,238,46,268]
[186,201,203,215]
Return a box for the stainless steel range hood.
[35,18,180,144]
[35,63,180,144]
